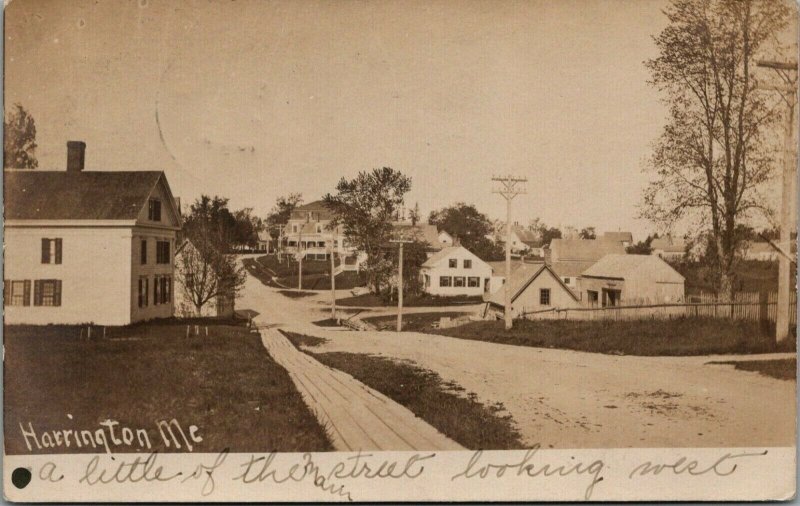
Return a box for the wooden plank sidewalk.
[260,328,464,451]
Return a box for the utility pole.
[390,237,413,332]
[329,231,337,320]
[757,59,798,343]
[298,227,303,290]
[492,174,528,330]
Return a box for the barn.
[579,254,685,307]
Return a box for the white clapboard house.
[4,141,181,325]
[420,246,493,296]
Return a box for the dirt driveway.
[238,261,796,449]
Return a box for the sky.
[3,0,790,240]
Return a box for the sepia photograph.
[2,0,798,501]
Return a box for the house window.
[41,238,63,264]
[563,277,571,284]
[161,276,171,304]
[540,288,551,306]
[587,290,599,307]
[449,259,457,268]
[34,280,62,307]
[454,276,466,287]
[141,239,148,264]
[154,275,161,305]
[156,241,171,264]
[138,276,149,307]
[4,280,31,306]
[467,276,480,287]
[148,199,162,221]
[292,224,298,233]
[316,224,322,233]
[464,259,472,269]
[439,276,452,287]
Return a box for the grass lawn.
[244,255,366,290]
[337,292,483,308]
[430,317,796,356]
[709,358,797,381]
[282,331,523,450]
[362,312,471,332]
[4,321,332,454]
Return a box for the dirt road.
[239,263,796,449]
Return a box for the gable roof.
[488,262,579,305]
[650,236,686,253]
[603,231,633,243]
[393,222,451,250]
[582,254,684,282]
[422,245,488,269]
[549,238,626,262]
[4,170,168,221]
[290,200,335,220]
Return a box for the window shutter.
[165,241,171,262]
[33,280,41,306]
[153,276,159,305]
[41,239,50,264]
[54,281,62,306]
[23,280,31,306]
[3,280,9,303]
[145,278,149,306]
[55,239,63,264]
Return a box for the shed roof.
[650,236,686,253]
[549,238,625,262]
[393,222,451,250]
[582,254,685,282]
[4,170,165,220]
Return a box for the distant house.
[580,254,685,307]
[487,262,581,318]
[508,226,541,255]
[284,200,352,261]
[602,231,633,249]
[4,141,181,325]
[392,222,454,253]
[650,236,686,261]
[547,238,626,287]
[420,246,493,296]
[256,230,273,253]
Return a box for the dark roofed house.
[546,237,626,290]
[392,221,454,253]
[487,262,581,318]
[650,235,686,261]
[4,141,181,325]
[602,231,633,247]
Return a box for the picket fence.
[521,291,797,324]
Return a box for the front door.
[602,288,621,307]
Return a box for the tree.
[266,193,303,239]
[641,0,790,299]
[323,167,412,293]
[4,104,38,169]
[176,195,247,315]
[232,207,264,249]
[429,202,503,260]
[579,227,597,240]
[528,219,562,246]
[626,233,659,254]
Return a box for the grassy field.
[709,358,797,381]
[430,317,796,356]
[4,321,332,454]
[362,312,471,332]
[336,292,483,307]
[282,331,523,449]
[244,255,366,290]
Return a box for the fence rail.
[521,291,797,324]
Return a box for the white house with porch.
[420,246,493,296]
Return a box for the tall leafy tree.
[4,104,38,169]
[323,167,412,293]
[429,202,503,260]
[641,0,789,299]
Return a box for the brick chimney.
[66,141,86,172]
